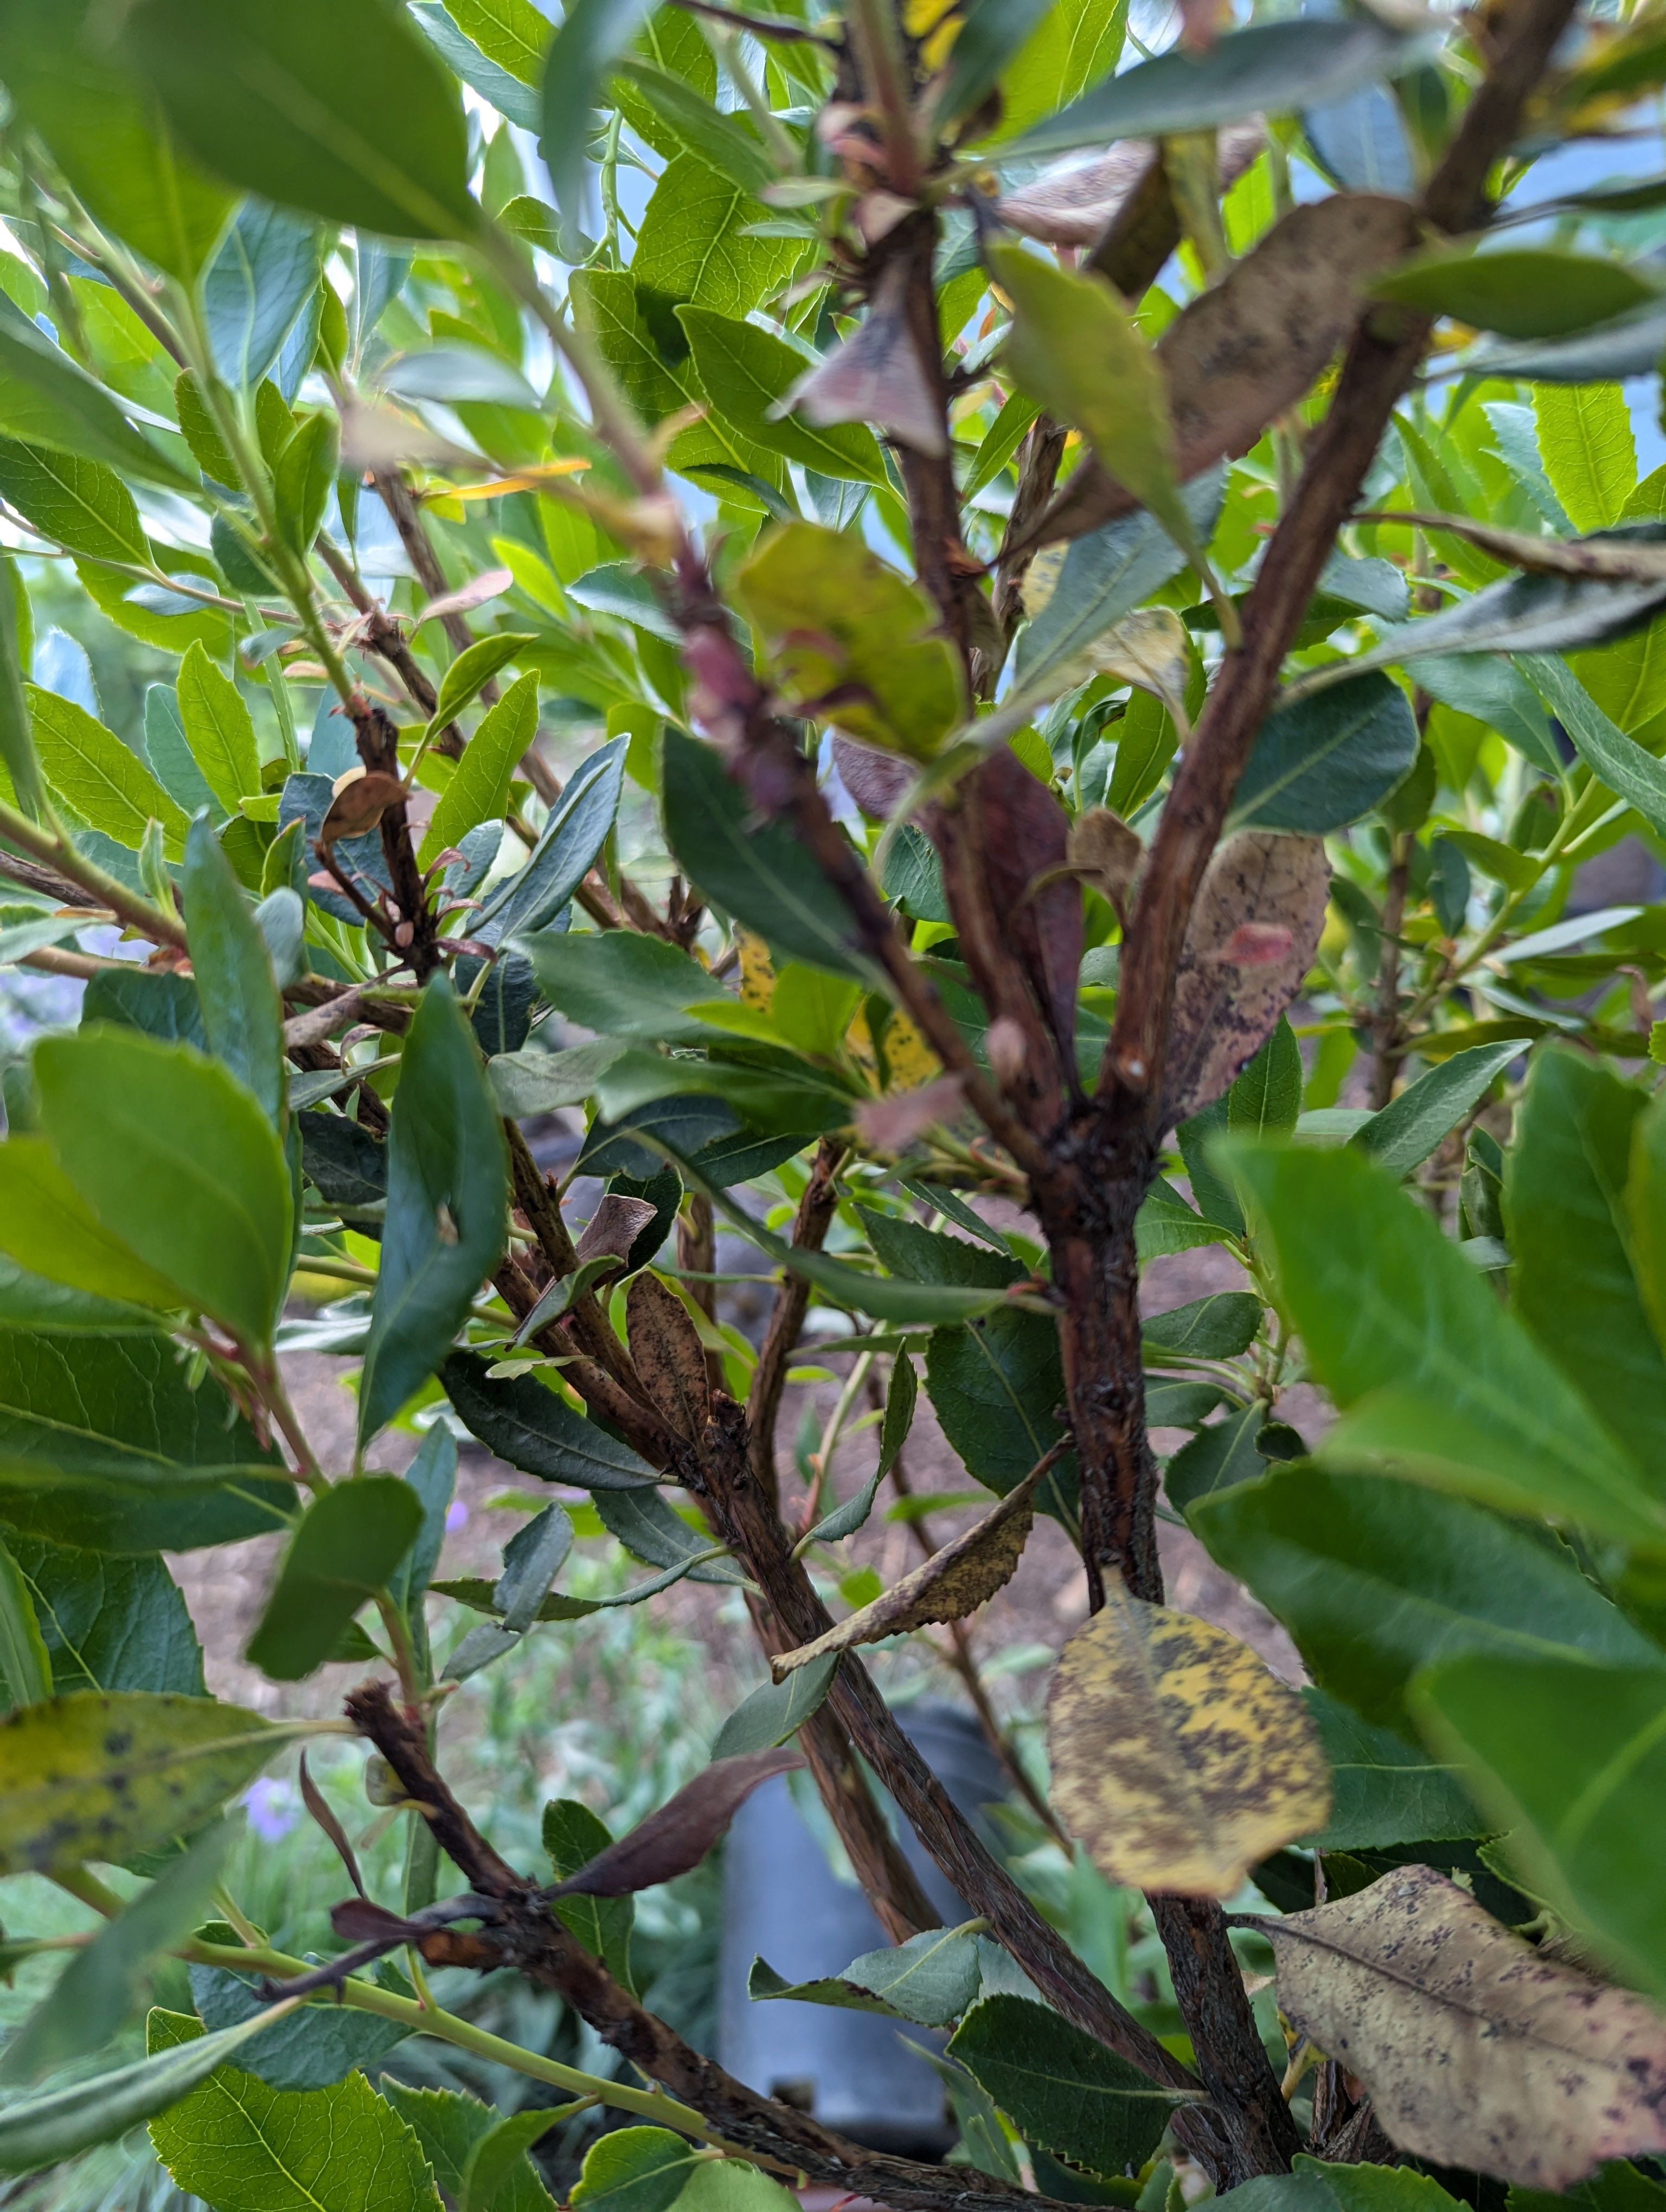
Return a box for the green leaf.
[461,2111,561,2212]
[593,1486,746,1584]
[990,241,1186,547]
[0,1321,289,1552]
[446,0,551,82]
[1536,383,1638,532]
[0,442,149,564]
[0,1537,51,1708]
[1225,1141,1666,1551]
[412,4,541,128]
[569,2126,701,2212]
[1415,1656,1666,2000]
[1370,250,1656,344]
[678,310,887,485]
[34,1030,293,1353]
[1136,1176,1236,1262]
[935,0,1056,125]
[543,1799,635,1988]
[1163,1404,1268,1514]
[204,201,325,391]
[1516,652,1666,840]
[1143,1291,1263,1362]
[272,410,338,552]
[994,0,1128,140]
[1335,550,1666,679]
[358,976,508,1443]
[947,1993,1182,2179]
[0,554,41,819]
[0,1139,184,1312]
[418,670,538,865]
[0,1691,280,1875]
[0,2004,293,2175]
[1014,472,1223,695]
[426,633,535,741]
[925,1309,1078,1526]
[616,76,772,199]
[388,1424,457,1622]
[517,926,726,1045]
[1223,2157,1463,2212]
[1227,1017,1302,1138]
[1,1817,230,2081]
[1008,17,1412,155]
[1350,1040,1521,1182]
[540,0,658,228]
[193,1965,411,2095]
[381,2083,555,2212]
[784,1926,986,2027]
[245,1476,421,1680]
[0,295,194,489]
[1505,1046,1666,1481]
[1190,1462,1659,1733]
[8,1533,205,1697]
[662,729,872,979]
[0,1,234,284]
[183,817,285,1130]
[148,2007,445,2211]
[28,686,189,856]
[1229,672,1420,835]
[440,1350,659,1490]
[125,0,478,240]
[478,732,626,942]
[1302,1686,1481,1852]
[733,527,965,757]
[711,1653,838,1759]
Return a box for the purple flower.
[242,1777,298,1843]
[445,1500,469,1532]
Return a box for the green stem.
[0,793,188,949]
[51,1867,125,1918]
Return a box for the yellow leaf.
[1048,1590,1329,1896]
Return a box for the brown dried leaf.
[626,1272,712,1441]
[300,1750,365,1898]
[832,734,914,820]
[1032,194,1419,548]
[771,1458,1048,1680]
[853,1071,966,1152]
[322,770,406,845]
[997,125,1263,249]
[786,258,949,458]
[576,1194,659,1266]
[1049,1589,1329,1896]
[548,1746,805,1897]
[1069,808,1143,909]
[1160,830,1330,1129]
[1263,1865,1666,2188]
[1369,508,1666,582]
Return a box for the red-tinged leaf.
[832,734,913,820]
[1161,832,1330,1129]
[322,770,406,844]
[300,1751,365,1898]
[576,1194,658,1265]
[547,1746,805,1898]
[329,1896,414,1945]
[1030,194,1419,548]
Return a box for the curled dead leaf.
[832,734,915,820]
[626,1272,712,1442]
[1160,830,1330,1129]
[1068,808,1143,910]
[576,1194,659,1267]
[786,258,948,458]
[1049,1588,1330,1897]
[997,124,1264,249]
[415,567,513,627]
[547,1746,806,1898]
[771,1452,1055,1680]
[321,771,406,845]
[1366,508,1666,583]
[1029,194,1420,549]
[1262,1866,1666,2188]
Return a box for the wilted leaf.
[1031,195,1418,549]
[547,1746,804,1898]
[1048,1589,1329,1895]
[735,524,966,759]
[751,1926,983,2027]
[576,1194,658,1266]
[997,139,1157,248]
[787,259,947,458]
[770,1461,1047,1680]
[1368,511,1666,586]
[1161,831,1331,1129]
[1261,1866,1666,2188]
[0,1693,280,1875]
[625,1273,710,1442]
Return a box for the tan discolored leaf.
[321,769,405,845]
[771,1457,1051,1680]
[1261,1865,1666,2188]
[625,1273,712,1442]
[547,1746,804,1898]
[1160,830,1330,1130]
[1367,509,1666,583]
[853,1072,966,1152]
[1029,194,1419,549]
[576,1195,659,1266]
[998,124,1264,252]
[785,259,948,459]
[1048,1589,1329,1896]
[1068,808,1143,911]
